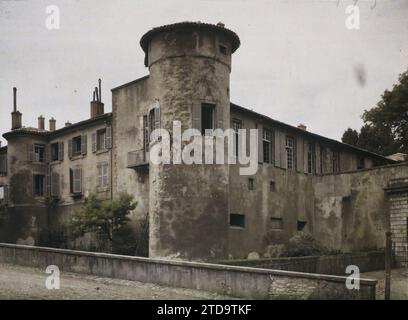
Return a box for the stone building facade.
[0,22,407,262]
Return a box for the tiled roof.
[140,21,241,54]
[3,113,112,140]
[231,102,391,161]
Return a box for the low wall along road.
[0,243,377,300]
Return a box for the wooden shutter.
[315,142,321,174]
[45,173,50,197]
[274,130,281,167]
[105,127,112,149]
[97,163,102,188]
[303,140,309,173]
[58,141,64,161]
[296,136,303,172]
[191,103,201,133]
[92,133,97,153]
[68,139,73,159]
[45,145,50,163]
[258,124,263,163]
[27,144,34,161]
[280,132,287,169]
[73,168,82,193]
[81,135,87,155]
[51,172,60,197]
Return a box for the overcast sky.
[0,0,407,146]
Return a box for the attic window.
[219,45,227,55]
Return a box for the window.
[263,130,272,163]
[33,174,45,197]
[97,163,109,189]
[270,217,283,230]
[286,136,295,170]
[34,144,45,162]
[232,119,242,157]
[51,142,64,162]
[0,185,7,204]
[0,154,6,175]
[297,220,307,231]
[332,151,340,173]
[219,44,227,55]
[70,168,82,194]
[201,103,214,135]
[72,136,82,156]
[97,129,106,151]
[230,213,245,228]
[248,178,254,190]
[143,115,149,152]
[357,157,365,170]
[149,106,160,142]
[270,180,276,192]
[307,142,315,174]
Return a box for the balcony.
[127,149,149,168]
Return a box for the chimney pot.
[38,115,45,130]
[49,117,56,131]
[297,124,307,131]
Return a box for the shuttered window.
[70,168,82,194]
[263,129,272,163]
[51,172,60,197]
[97,162,109,189]
[286,136,296,170]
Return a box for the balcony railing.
[127,149,149,168]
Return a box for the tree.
[68,192,136,247]
[341,128,359,146]
[341,69,408,156]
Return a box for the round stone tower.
[140,22,240,260]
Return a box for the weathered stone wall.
[146,27,233,260]
[389,192,408,267]
[111,77,151,236]
[219,251,385,275]
[313,164,408,253]
[0,243,378,300]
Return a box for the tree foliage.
[342,69,408,156]
[68,192,136,243]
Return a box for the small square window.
[230,213,245,228]
[270,217,283,230]
[297,220,307,231]
[248,178,254,190]
[219,45,227,55]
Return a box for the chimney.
[65,121,72,127]
[90,79,104,118]
[38,115,45,130]
[297,124,307,131]
[49,117,56,131]
[11,87,22,130]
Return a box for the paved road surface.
[0,263,234,300]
